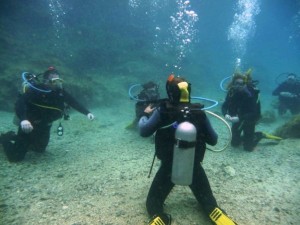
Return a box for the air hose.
[220,75,232,92]
[129,84,232,152]
[191,96,231,152]
[205,110,232,152]
[128,83,145,101]
[22,72,51,93]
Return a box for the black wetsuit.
[139,101,218,218]
[2,85,90,162]
[222,85,261,151]
[135,89,160,119]
[272,80,300,115]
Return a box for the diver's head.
[43,66,63,90]
[166,74,191,104]
[287,73,296,83]
[229,72,246,91]
[232,78,245,91]
[142,81,160,100]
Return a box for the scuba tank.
[171,121,197,186]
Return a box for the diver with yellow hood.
[222,69,281,152]
[139,74,238,225]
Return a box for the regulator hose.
[205,110,232,152]
[22,72,51,93]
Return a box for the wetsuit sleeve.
[221,94,230,116]
[138,108,161,137]
[15,94,28,121]
[272,83,285,96]
[203,116,218,146]
[239,95,261,121]
[63,90,90,115]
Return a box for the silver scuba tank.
[171,121,196,186]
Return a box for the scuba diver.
[272,73,300,115]
[221,69,282,151]
[126,81,160,129]
[139,74,238,225]
[0,66,95,162]
[222,70,262,151]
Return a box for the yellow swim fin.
[209,208,238,225]
[149,216,165,225]
[262,132,282,141]
[148,213,171,225]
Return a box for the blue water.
[1,2,300,224]
[0,0,299,101]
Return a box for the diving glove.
[87,113,95,120]
[224,114,239,123]
[148,213,171,225]
[209,208,238,225]
[20,120,33,133]
[279,92,295,98]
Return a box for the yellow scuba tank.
[171,121,196,186]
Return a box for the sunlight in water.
[48,0,66,39]
[228,0,260,68]
[290,8,300,43]
[128,0,140,9]
[128,0,198,71]
[169,0,198,65]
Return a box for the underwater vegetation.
[275,114,300,138]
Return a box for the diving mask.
[50,77,63,84]
[46,77,63,90]
[233,79,245,89]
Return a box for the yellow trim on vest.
[31,102,62,112]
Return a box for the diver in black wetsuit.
[139,74,237,225]
[0,66,95,162]
[222,70,262,151]
[135,81,160,119]
[272,73,300,115]
[126,81,160,129]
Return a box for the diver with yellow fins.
[222,69,281,151]
[139,74,238,225]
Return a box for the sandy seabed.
[0,103,299,225]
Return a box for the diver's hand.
[225,114,239,123]
[280,92,294,98]
[225,114,231,121]
[144,104,156,115]
[230,116,240,123]
[20,120,33,133]
[87,113,95,120]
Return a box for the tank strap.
[176,139,196,148]
[159,121,177,129]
